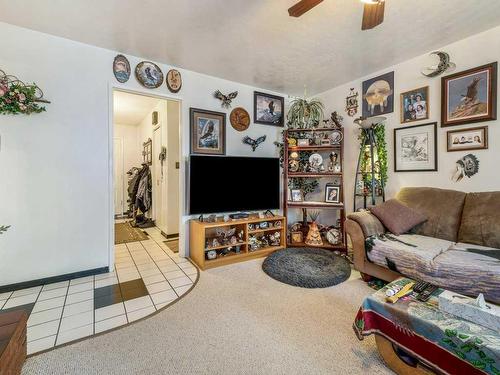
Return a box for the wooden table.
[0,310,28,375]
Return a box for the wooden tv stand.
[189,215,286,270]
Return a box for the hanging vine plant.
[0,225,10,235]
[287,97,324,129]
[358,123,388,188]
[0,69,50,115]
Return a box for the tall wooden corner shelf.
[189,216,286,270]
[284,128,347,253]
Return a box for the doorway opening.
[112,89,181,254]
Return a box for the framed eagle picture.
[190,108,226,155]
[441,62,497,127]
[254,91,284,127]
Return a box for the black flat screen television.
[189,155,280,215]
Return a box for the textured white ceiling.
[113,91,161,126]
[1,0,500,95]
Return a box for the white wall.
[317,25,500,212]
[114,123,142,213]
[0,21,284,286]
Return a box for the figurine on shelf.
[220,247,231,256]
[331,111,343,128]
[261,236,269,248]
[274,221,282,228]
[206,250,217,260]
[238,230,244,242]
[230,236,238,245]
[234,245,241,253]
[259,222,268,229]
[216,227,236,245]
[249,235,260,251]
[211,238,220,248]
[269,232,281,246]
[328,152,338,172]
[287,137,297,147]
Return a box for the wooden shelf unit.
[189,216,286,270]
[284,127,347,253]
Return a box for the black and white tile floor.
[0,225,198,355]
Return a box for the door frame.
[108,85,183,271]
[113,137,124,216]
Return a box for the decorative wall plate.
[309,153,323,167]
[229,107,250,131]
[135,61,164,89]
[166,69,182,93]
[330,130,343,144]
[113,54,131,83]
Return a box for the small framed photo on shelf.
[290,231,303,244]
[447,126,488,152]
[297,139,310,147]
[290,189,303,202]
[325,185,340,204]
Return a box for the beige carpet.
[114,222,148,244]
[22,260,391,375]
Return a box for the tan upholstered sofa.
[346,187,500,304]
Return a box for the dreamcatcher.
[0,69,50,115]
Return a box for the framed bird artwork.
[254,91,284,127]
[441,62,497,127]
[190,108,226,155]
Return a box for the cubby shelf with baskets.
[283,127,346,253]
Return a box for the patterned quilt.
[354,278,500,375]
[365,234,500,304]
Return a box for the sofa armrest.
[345,212,385,274]
[347,211,386,238]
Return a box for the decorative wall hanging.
[322,111,343,129]
[190,108,226,155]
[452,154,479,182]
[229,107,250,131]
[113,54,131,83]
[242,135,266,152]
[142,138,152,165]
[400,86,429,123]
[166,69,182,93]
[345,88,359,117]
[394,122,437,172]
[447,126,488,152]
[0,225,10,235]
[441,62,497,127]
[0,69,50,115]
[152,111,159,126]
[362,71,394,118]
[135,61,164,89]
[254,91,284,127]
[421,51,456,78]
[213,90,238,109]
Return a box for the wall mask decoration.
[345,88,359,117]
[362,71,394,118]
[166,69,182,93]
[441,62,497,127]
[135,61,164,89]
[190,108,226,155]
[242,135,266,152]
[229,107,250,131]
[113,54,131,83]
[0,69,50,115]
[254,91,284,127]
[213,90,238,109]
[421,51,456,78]
[452,154,479,182]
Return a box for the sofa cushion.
[458,191,500,249]
[396,187,466,242]
[366,234,453,278]
[370,199,427,235]
[428,242,500,304]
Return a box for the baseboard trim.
[0,266,109,293]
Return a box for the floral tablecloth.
[353,278,500,375]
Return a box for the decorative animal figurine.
[242,135,266,151]
[213,90,238,108]
[215,228,236,244]
[421,51,456,77]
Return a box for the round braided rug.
[262,247,351,288]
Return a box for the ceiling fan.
[288,0,386,30]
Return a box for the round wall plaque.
[113,54,131,83]
[135,61,163,89]
[230,107,250,131]
[166,69,182,93]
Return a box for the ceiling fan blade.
[361,1,385,30]
[288,0,324,17]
